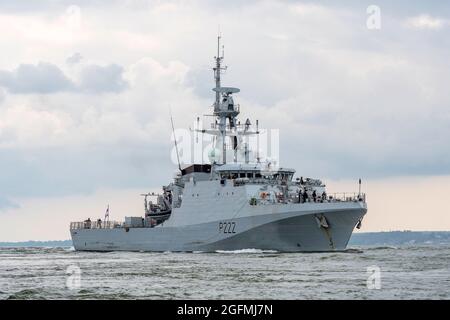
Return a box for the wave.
[6,289,41,300]
[342,248,364,254]
[365,246,399,251]
[215,248,279,254]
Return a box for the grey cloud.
[0,0,449,203]
[79,64,128,93]
[0,88,5,104]
[0,61,128,94]
[0,145,172,199]
[186,67,214,99]
[0,0,125,13]
[66,52,83,65]
[0,62,74,94]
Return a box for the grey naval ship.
[70,37,367,252]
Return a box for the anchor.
[315,214,334,249]
[356,218,363,229]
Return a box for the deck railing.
[249,192,366,206]
[70,220,122,230]
[328,193,366,203]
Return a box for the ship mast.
[213,34,227,164]
[214,34,224,111]
[195,35,253,165]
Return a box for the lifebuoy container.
[260,192,268,199]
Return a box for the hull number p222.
[219,221,236,234]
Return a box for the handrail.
[248,192,366,206]
[327,192,366,202]
[70,220,123,230]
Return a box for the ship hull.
[71,204,366,252]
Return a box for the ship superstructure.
[70,36,367,252]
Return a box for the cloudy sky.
[0,0,449,241]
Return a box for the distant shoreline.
[0,231,449,247]
[0,240,73,247]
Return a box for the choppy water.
[0,245,449,300]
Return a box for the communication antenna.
[196,117,200,143]
[169,108,182,172]
[256,120,260,163]
[218,25,221,57]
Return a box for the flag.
[105,204,109,221]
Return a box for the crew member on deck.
[302,190,308,202]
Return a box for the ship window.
[255,173,262,178]
[240,173,246,178]
[197,194,199,197]
[247,173,253,178]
